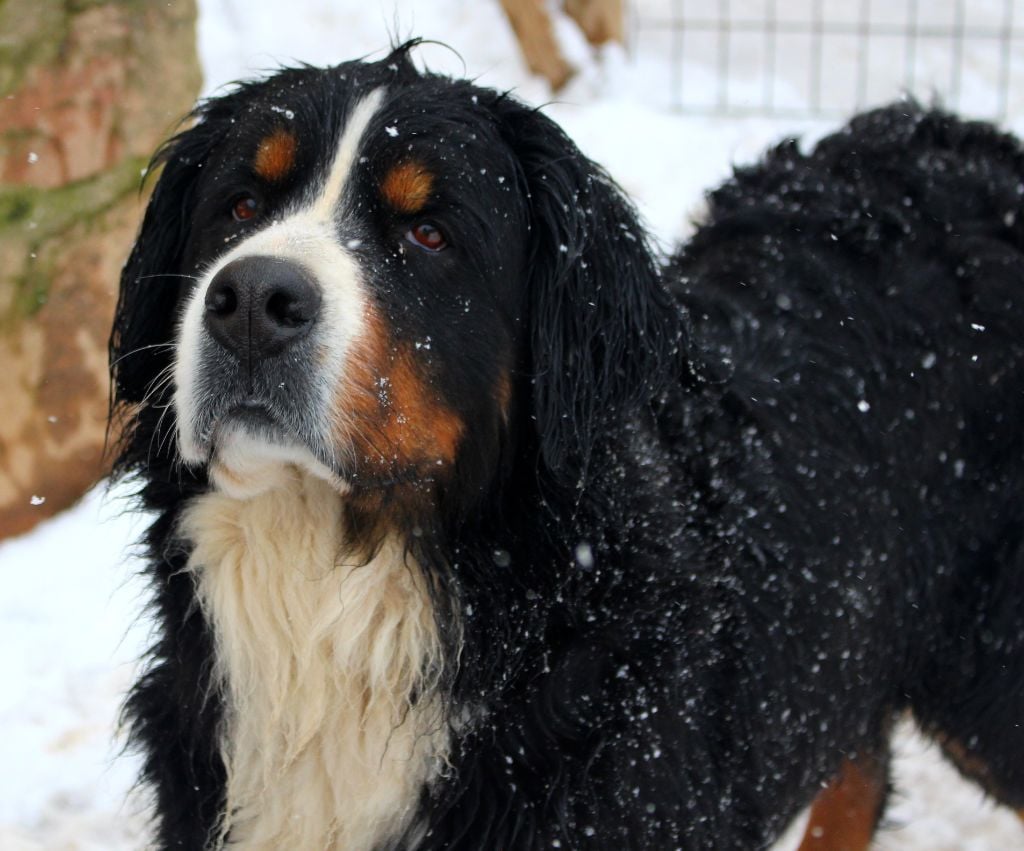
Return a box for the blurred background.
[1,1,1022,848]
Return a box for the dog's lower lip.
[233,401,275,419]
[237,400,272,414]
[208,401,280,437]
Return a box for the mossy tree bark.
[0,0,201,538]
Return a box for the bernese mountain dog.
[109,42,1024,850]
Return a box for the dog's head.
[111,44,677,517]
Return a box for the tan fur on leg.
[797,757,886,851]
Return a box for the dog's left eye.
[232,194,261,222]
[405,223,448,252]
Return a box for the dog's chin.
[193,411,347,501]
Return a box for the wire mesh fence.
[629,0,1022,120]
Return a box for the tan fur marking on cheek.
[380,161,434,214]
[339,310,463,472]
[339,308,391,464]
[254,128,297,182]
[386,351,464,465]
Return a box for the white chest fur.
[182,470,447,850]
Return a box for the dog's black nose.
[203,256,321,357]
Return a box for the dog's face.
[167,64,531,499]
[112,45,675,515]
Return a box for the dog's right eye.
[231,194,261,222]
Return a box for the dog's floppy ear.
[495,98,681,485]
[109,107,226,409]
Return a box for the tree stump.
[0,0,201,539]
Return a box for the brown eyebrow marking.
[253,128,298,182]
[380,161,434,214]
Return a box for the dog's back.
[667,103,1024,830]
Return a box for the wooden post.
[566,0,625,45]
[500,0,625,90]
[500,0,576,90]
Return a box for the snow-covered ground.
[2,1,1022,847]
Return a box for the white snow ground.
[2,1,1022,848]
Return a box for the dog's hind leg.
[911,535,1024,818]
[927,729,1024,814]
[795,750,890,851]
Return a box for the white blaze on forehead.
[311,86,385,216]
[174,87,387,476]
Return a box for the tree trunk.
[0,0,202,539]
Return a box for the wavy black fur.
[111,43,1024,850]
